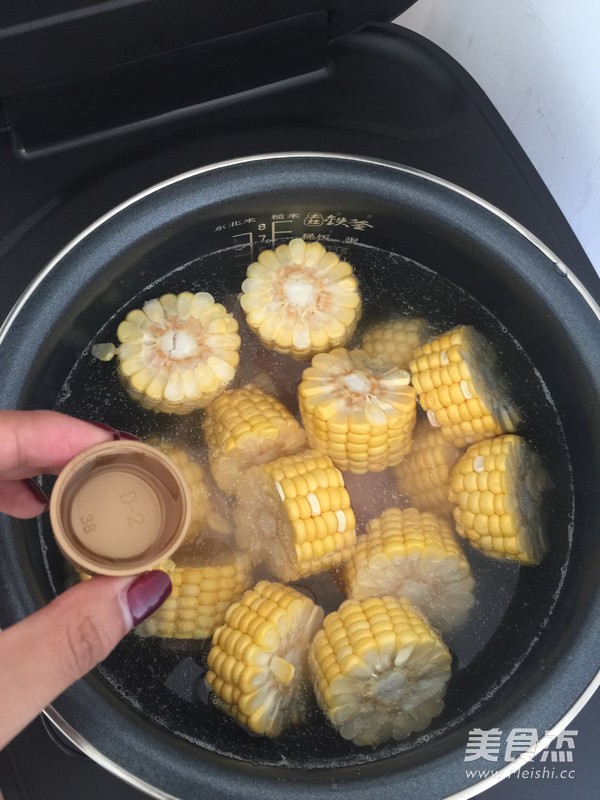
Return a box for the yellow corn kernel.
[203,385,306,494]
[240,238,362,360]
[360,317,426,370]
[343,507,474,631]
[394,416,463,518]
[409,325,519,447]
[448,434,550,564]
[233,450,357,581]
[308,596,451,746]
[206,580,324,736]
[135,540,251,639]
[298,348,417,474]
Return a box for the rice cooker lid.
[0,0,418,152]
[0,0,417,110]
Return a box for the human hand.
[0,410,172,749]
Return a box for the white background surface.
[396,0,600,274]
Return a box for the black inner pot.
[0,154,599,800]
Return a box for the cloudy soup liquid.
[51,240,572,767]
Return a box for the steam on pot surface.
[44,236,572,767]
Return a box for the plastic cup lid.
[49,440,191,576]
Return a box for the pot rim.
[2,151,599,799]
[1,151,598,352]
[42,670,600,800]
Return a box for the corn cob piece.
[203,385,307,494]
[146,438,230,543]
[206,580,324,736]
[361,317,426,370]
[298,348,417,473]
[448,434,549,564]
[309,596,451,747]
[343,507,474,631]
[240,238,362,360]
[409,325,518,448]
[92,292,241,414]
[394,417,463,518]
[136,540,252,639]
[233,450,356,581]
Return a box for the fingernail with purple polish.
[126,571,172,626]
[24,478,50,510]
[88,420,141,442]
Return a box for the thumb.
[0,570,171,749]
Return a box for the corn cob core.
[361,317,426,370]
[308,596,451,746]
[203,385,307,494]
[240,238,362,360]
[298,348,417,473]
[110,292,241,414]
[233,450,357,582]
[146,438,230,543]
[343,507,474,631]
[394,417,463,518]
[135,540,252,639]
[448,434,549,564]
[409,325,518,448]
[206,580,324,736]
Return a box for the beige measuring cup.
[49,440,191,576]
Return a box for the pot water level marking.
[221,212,374,265]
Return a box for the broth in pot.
[47,234,572,767]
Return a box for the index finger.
[0,411,119,480]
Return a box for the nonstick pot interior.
[0,154,599,800]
